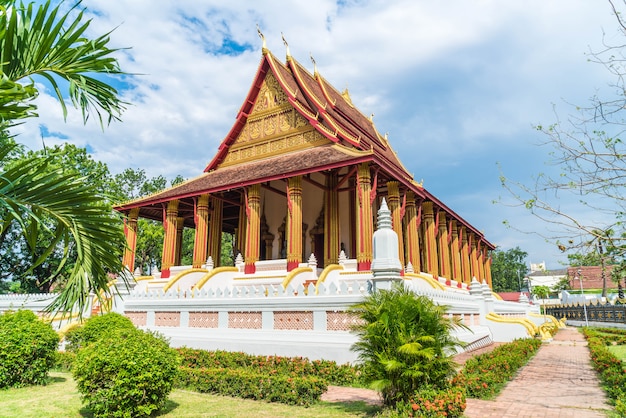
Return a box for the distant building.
[527,261,567,290]
[566,266,618,290]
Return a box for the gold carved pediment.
[219,71,331,168]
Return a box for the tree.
[0,143,118,293]
[490,247,528,292]
[350,283,465,407]
[0,0,127,316]
[499,1,626,271]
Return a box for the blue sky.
[14,0,621,269]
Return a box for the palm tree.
[350,283,466,407]
[0,0,127,316]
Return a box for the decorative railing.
[546,301,626,324]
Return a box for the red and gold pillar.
[386,181,405,269]
[484,247,493,287]
[356,163,373,271]
[459,226,471,284]
[161,200,179,279]
[244,184,261,274]
[437,212,451,279]
[287,176,303,271]
[192,194,210,268]
[404,191,421,272]
[324,171,339,266]
[449,220,463,282]
[470,234,480,281]
[422,201,438,277]
[122,207,140,272]
[208,196,223,267]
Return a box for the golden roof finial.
[281,32,291,59]
[256,24,267,54]
[341,86,353,106]
[369,113,374,122]
[384,132,388,141]
[310,52,317,75]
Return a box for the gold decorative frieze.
[221,70,331,168]
[223,128,328,167]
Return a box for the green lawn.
[607,344,626,363]
[0,372,380,418]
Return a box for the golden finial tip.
[281,32,291,58]
[256,24,267,53]
[310,52,317,74]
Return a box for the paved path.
[464,327,612,417]
[322,327,614,417]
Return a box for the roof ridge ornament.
[256,24,268,55]
[281,32,291,60]
[310,52,318,75]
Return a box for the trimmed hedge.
[0,310,59,389]
[582,327,626,415]
[72,328,180,418]
[177,366,327,406]
[387,385,466,418]
[451,338,542,399]
[177,347,360,386]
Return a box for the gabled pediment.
[218,71,332,168]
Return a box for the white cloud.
[14,0,622,269]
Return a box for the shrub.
[451,338,541,399]
[388,386,466,417]
[582,327,626,405]
[177,366,326,406]
[53,351,76,372]
[0,310,59,388]
[177,347,360,386]
[72,328,180,418]
[64,312,135,352]
[350,283,466,406]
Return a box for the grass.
[0,372,380,418]
[607,344,626,363]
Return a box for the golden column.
[287,176,303,271]
[324,171,340,266]
[404,191,421,272]
[122,207,140,272]
[470,234,480,281]
[437,212,451,279]
[192,194,210,268]
[386,181,405,269]
[356,163,373,271]
[422,201,439,277]
[478,242,486,283]
[161,200,179,279]
[484,247,493,287]
[449,220,463,282]
[244,184,261,274]
[208,196,223,267]
[459,226,472,283]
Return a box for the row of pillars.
[122,162,491,285]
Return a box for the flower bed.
[582,327,626,415]
[176,348,360,386]
[177,366,327,406]
[450,338,542,399]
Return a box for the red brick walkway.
[322,327,614,417]
[463,327,612,417]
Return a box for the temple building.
[114,40,495,290]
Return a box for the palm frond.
[0,141,127,316]
[0,0,127,127]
